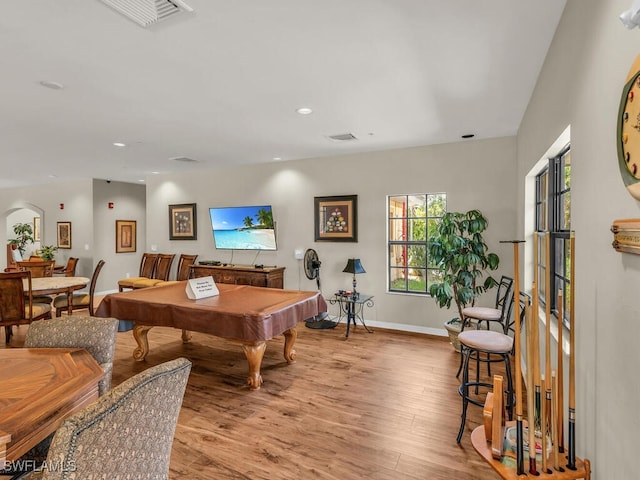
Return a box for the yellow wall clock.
[618,54,640,200]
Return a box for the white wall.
[92,179,146,293]
[518,0,636,476]
[146,136,517,332]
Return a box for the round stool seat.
[462,306,502,321]
[458,330,513,353]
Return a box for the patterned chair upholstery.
[22,358,192,480]
[24,315,119,396]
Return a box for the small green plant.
[428,209,500,322]
[39,244,58,261]
[8,222,34,256]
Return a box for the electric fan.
[302,248,335,329]
[303,248,322,289]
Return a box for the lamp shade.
[343,258,366,275]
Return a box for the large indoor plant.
[428,210,500,349]
[8,222,34,257]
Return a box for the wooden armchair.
[53,260,105,317]
[0,271,52,343]
[117,253,159,292]
[21,358,192,480]
[54,257,79,276]
[17,260,55,277]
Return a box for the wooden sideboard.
[190,264,285,289]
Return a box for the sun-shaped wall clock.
[617,54,640,200]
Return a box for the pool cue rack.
[472,235,591,479]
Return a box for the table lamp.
[343,258,366,298]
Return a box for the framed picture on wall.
[314,195,358,242]
[33,217,41,242]
[116,220,136,253]
[57,222,72,249]
[168,203,197,240]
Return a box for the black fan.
[303,248,335,329]
[304,248,322,289]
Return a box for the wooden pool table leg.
[283,327,297,363]
[132,325,153,361]
[242,342,266,389]
[181,329,192,343]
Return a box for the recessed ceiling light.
[113,142,126,147]
[273,157,282,161]
[461,134,475,139]
[138,179,145,182]
[151,171,160,175]
[48,174,57,178]
[296,107,313,115]
[39,80,64,90]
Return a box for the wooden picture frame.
[314,195,358,242]
[33,217,41,242]
[116,220,136,253]
[169,203,197,240]
[57,222,72,249]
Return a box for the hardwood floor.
[3,321,507,479]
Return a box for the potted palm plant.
[39,244,58,261]
[428,209,500,351]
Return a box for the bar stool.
[456,329,514,443]
[455,292,529,443]
[456,275,514,378]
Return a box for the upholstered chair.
[117,252,159,291]
[21,358,192,480]
[130,253,176,288]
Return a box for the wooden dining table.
[0,348,104,468]
[26,276,90,315]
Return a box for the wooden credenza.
[190,264,285,289]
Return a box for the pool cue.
[557,289,565,455]
[531,279,541,434]
[567,232,576,470]
[500,240,525,476]
[544,232,553,466]
[526,295,537,475]
[551,370,561,471]
[541,375,548,473]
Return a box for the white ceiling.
[0,0,566,188]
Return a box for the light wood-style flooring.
[3,320,508,479]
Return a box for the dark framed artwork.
[116,220,136,253]
[57,222,72,249]
[314,195,358,242]
[169,203,197,240]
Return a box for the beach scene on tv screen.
[210,205,277,250]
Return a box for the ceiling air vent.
[328,133,358,142]
[170,156,198,163]
[99,0,194,28]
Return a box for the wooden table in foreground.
[0,348,104,468]
[96,281,327,389]
[471,424,591,479]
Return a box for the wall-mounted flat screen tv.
[209,205,277,250]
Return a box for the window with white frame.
[535,144,571,327]
[387,193,446,294]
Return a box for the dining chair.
[17,260,55,278]
[153,253,199,288]
[53,260,105,316]
[130,253,176,288]
[20,358,192,480]
[0,271,52,343]
[53,257,79,277]
[117,252,159,291]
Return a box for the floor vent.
[98,0,194,28]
